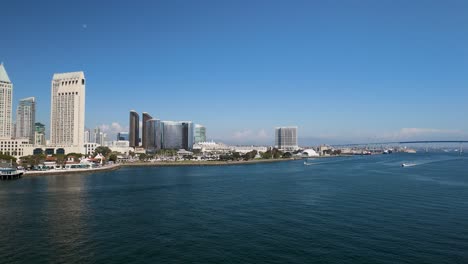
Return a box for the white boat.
[401,163,415,167]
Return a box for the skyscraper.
[0,63,13,139]
[93,127,104,144]
[275,126,298,151]
[84,128,90,143]
[142,112,152,149]
[15,97,36,143]
[129,110,139,147]
[145,119,161,153]
[50,71,85,147]
[194,124,206,143]
[161,121,194,150]
[34,122,46,146]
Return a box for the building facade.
[129,110,139,147]
[34,122,46,146]
[0,139,34,157]
[161,121,194,150]
[275,126,298,151]
[117,132,129,141]
[84,143,100,156]
[145,119,161,153]
[142,112,152,149]
[194,124,206,143]
[15,97,36,143]
[50,71,85,149]
[0,63,13,139]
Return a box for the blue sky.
[2,0,468,145]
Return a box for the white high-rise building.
[15,97,36,143]
[50,71,86,148]
[275,126,298,151]
[0,63,13,139]
[84,128,90,143]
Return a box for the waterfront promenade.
[24,164,122,176]
[21,158,298,177]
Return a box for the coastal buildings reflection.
[44,174,93,262]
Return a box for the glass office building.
[142,112,152,149]
[160,121,194,150]
[194,124,206,143]
[145,119,161,153]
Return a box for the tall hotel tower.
[0,63,13,138]
[142,112,152,149]
[50,72,86,147]
[275,126,298,151]
[129,110,139,147]
[15,97,36,143]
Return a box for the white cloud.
[98,122,128,139]
[232,129,253,139]
[229,129,271,144]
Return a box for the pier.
[0,172,22,180]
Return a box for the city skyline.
[2,1,468,145]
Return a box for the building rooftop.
[0,63,11,83]
[52,71,84,80]
[20,97,35,102]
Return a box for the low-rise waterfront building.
[84,143,100,156]
[0,139,34,157]
[105,140,132,154]
[193,141,231,152]
[231,145,268,154]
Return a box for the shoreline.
[24,164,122,177]
[20,155,360,177]
[120,158,297,167]
[20,158,297,177]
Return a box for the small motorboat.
[401,163,415,167]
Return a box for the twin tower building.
[0,63,85,157]
[129,111,206,153]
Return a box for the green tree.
[282,152,292,159]
[20,154,46,167]
[94,146,112,158]
[272,148,283,159]
[260,151,272,159]
[139,153,148,161]
[232,152,241,160]
[109,154,117,162]
[0,153,17,163]
[54,154,66,166]
[243,150,258,160]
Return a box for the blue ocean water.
[0,153,467,263]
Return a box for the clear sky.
[2,0,468,145]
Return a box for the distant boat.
[401,163,416,167]
[304,161,312,166]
